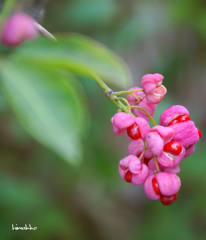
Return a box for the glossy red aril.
[125,170,132,182]
[163,141,182,156]
[197,128,202,138]
[168,118,179,126]
[176,114,190,122]
[168,114,190,126]
[152,177,161,195]
[127,123,141,140]
[160,193,177,205]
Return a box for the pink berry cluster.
[1,13,37,47]
[111,74,202,205]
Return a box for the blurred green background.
[0,0,206,239]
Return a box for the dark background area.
[0,0,206,239]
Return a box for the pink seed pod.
[128,139,144,156]
[184,144,195,158]
[126,87,157,121]
[111,112,151,141]
[125,117,150,140]
[143,172,181,200]
[159,105,189,127]
[118,155,148,185]
[111,112,135,136]
[141,73,167,104]
[1,13,37,47]
[159,105,201,150]
[141,73,164,94]
[145,86,167,104]
[168,121,199,148]
[146,126,174,156]
[157,142,185,168]
[162,165,180,175]
[155,172,181,196]
[143,175,161,200]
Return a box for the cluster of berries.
[1,13,38,47]
[111,74,202,205]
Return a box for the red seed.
[168,114,190,126]
[152,177,161,195]
[125,170,132,182]
[176,114,190,123]
[160,193,177,205]
[168,118,179,126]
[197,128,202,138]
[127,123,141,140]
[163,141,182,156]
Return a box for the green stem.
[131,93,142,103]
[143,139,148,149]
[119,101,135,117]
[131,106,157,126]
[113,89,143,96]
[115,97,131,115]
[139,149,145,163]
[89,72,135,116]
[117,107,122,113]
[34,22,57,41]
[153,155,160,173]
[0,0,16,34]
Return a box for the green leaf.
[11,33,133,88]
[0,60,90,165]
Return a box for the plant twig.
[131,106,157,126]
[34,22,57,41]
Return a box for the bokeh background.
[0,0,206,239]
